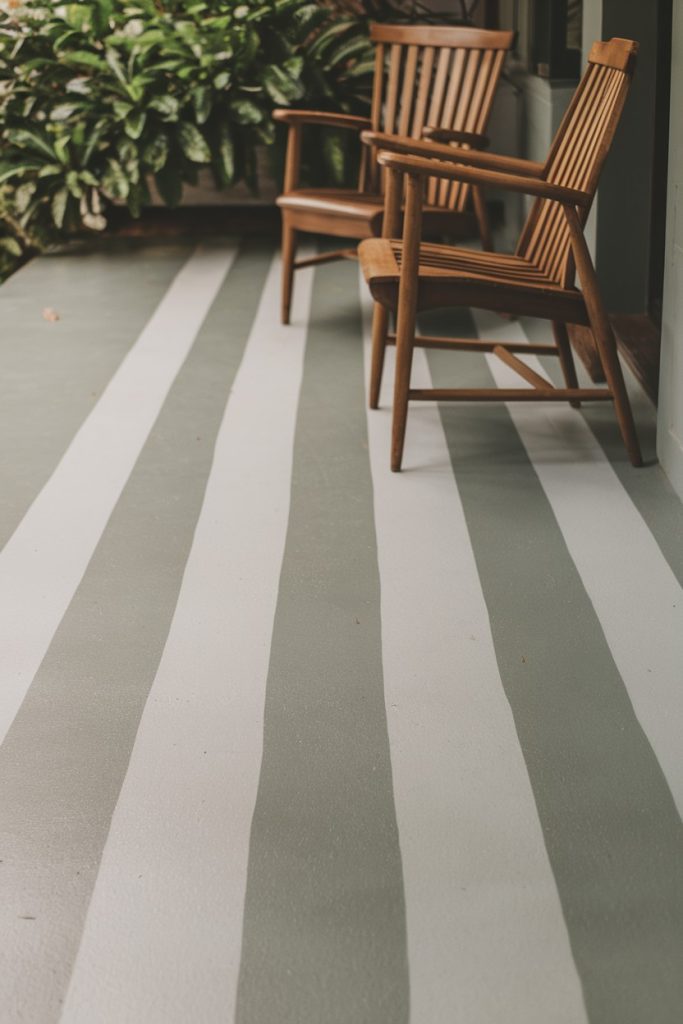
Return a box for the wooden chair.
[274,24,514,323]
[358,38,643,471]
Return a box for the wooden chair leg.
[369,303,389,409]
[564,205,642,467]
[588,310,642,465]
[552,321,581,408]
[391,172,423,472]
[372,164,402,412]
[472,186,493,252]
[391,301,417,472]
[281,218,297,325]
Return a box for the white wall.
[582,2,604,64]
[657,0,683,499]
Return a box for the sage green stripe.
[421,306,683,1024]
[521,315,683,587]
[0,239,272,1024]
[0,242,190,551]
[236,257,409,1024]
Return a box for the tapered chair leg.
[564,205,642,466]
[589,313,642,466]
[369,303,390,409]
[281,219,297,325]
[552,321,581,408]
[391,302,417,472]
[391,172,423,472]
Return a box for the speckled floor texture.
[0,237,681,1024]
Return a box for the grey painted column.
[597,0,669,312]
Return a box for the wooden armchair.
[358,38,643,471]
[274,24,513,323]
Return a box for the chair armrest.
[273,109,372,132]
[377,150,592,207]
[362,130,545,178]
[422,126,489,149]
[275,110,372,192]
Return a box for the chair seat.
[359,238,589,322]
[277,188,385,221]
[278,191,475,241]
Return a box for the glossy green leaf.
[143,132,169,172]
[177,121,211,163]
[217,123,234,184]
[191,86,211,125]
[229,98,263,125]
[148,94,180,121]
[101,158,130,200]
[51,187,69,229]
[125,110,146,139]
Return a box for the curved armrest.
[377,150,592,207]
[422,126,489,149]
[273,109,372,132]
[362,130,545,178]
[276,109,372,192]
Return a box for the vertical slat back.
[369,43,385,132]
[368,24,513,208]
[398,45,419,136]
[518,39,637,286]
[366,41,385,190]
[441,49,480,205]
[383,44,402,134]
[434,48,469,204]
[426,47,453,128]
[410,45,435,138]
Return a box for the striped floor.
[0,237,681,1024]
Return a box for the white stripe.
[475,308,683,818]
[361,283,588,1023]
[0,245,237,748]
[60,252,314,1024]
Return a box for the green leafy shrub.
[0,0,374,267]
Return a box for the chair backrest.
[367,24,513,210]
[518,38,638,286]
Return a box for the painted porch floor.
[0,236,681,1024]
